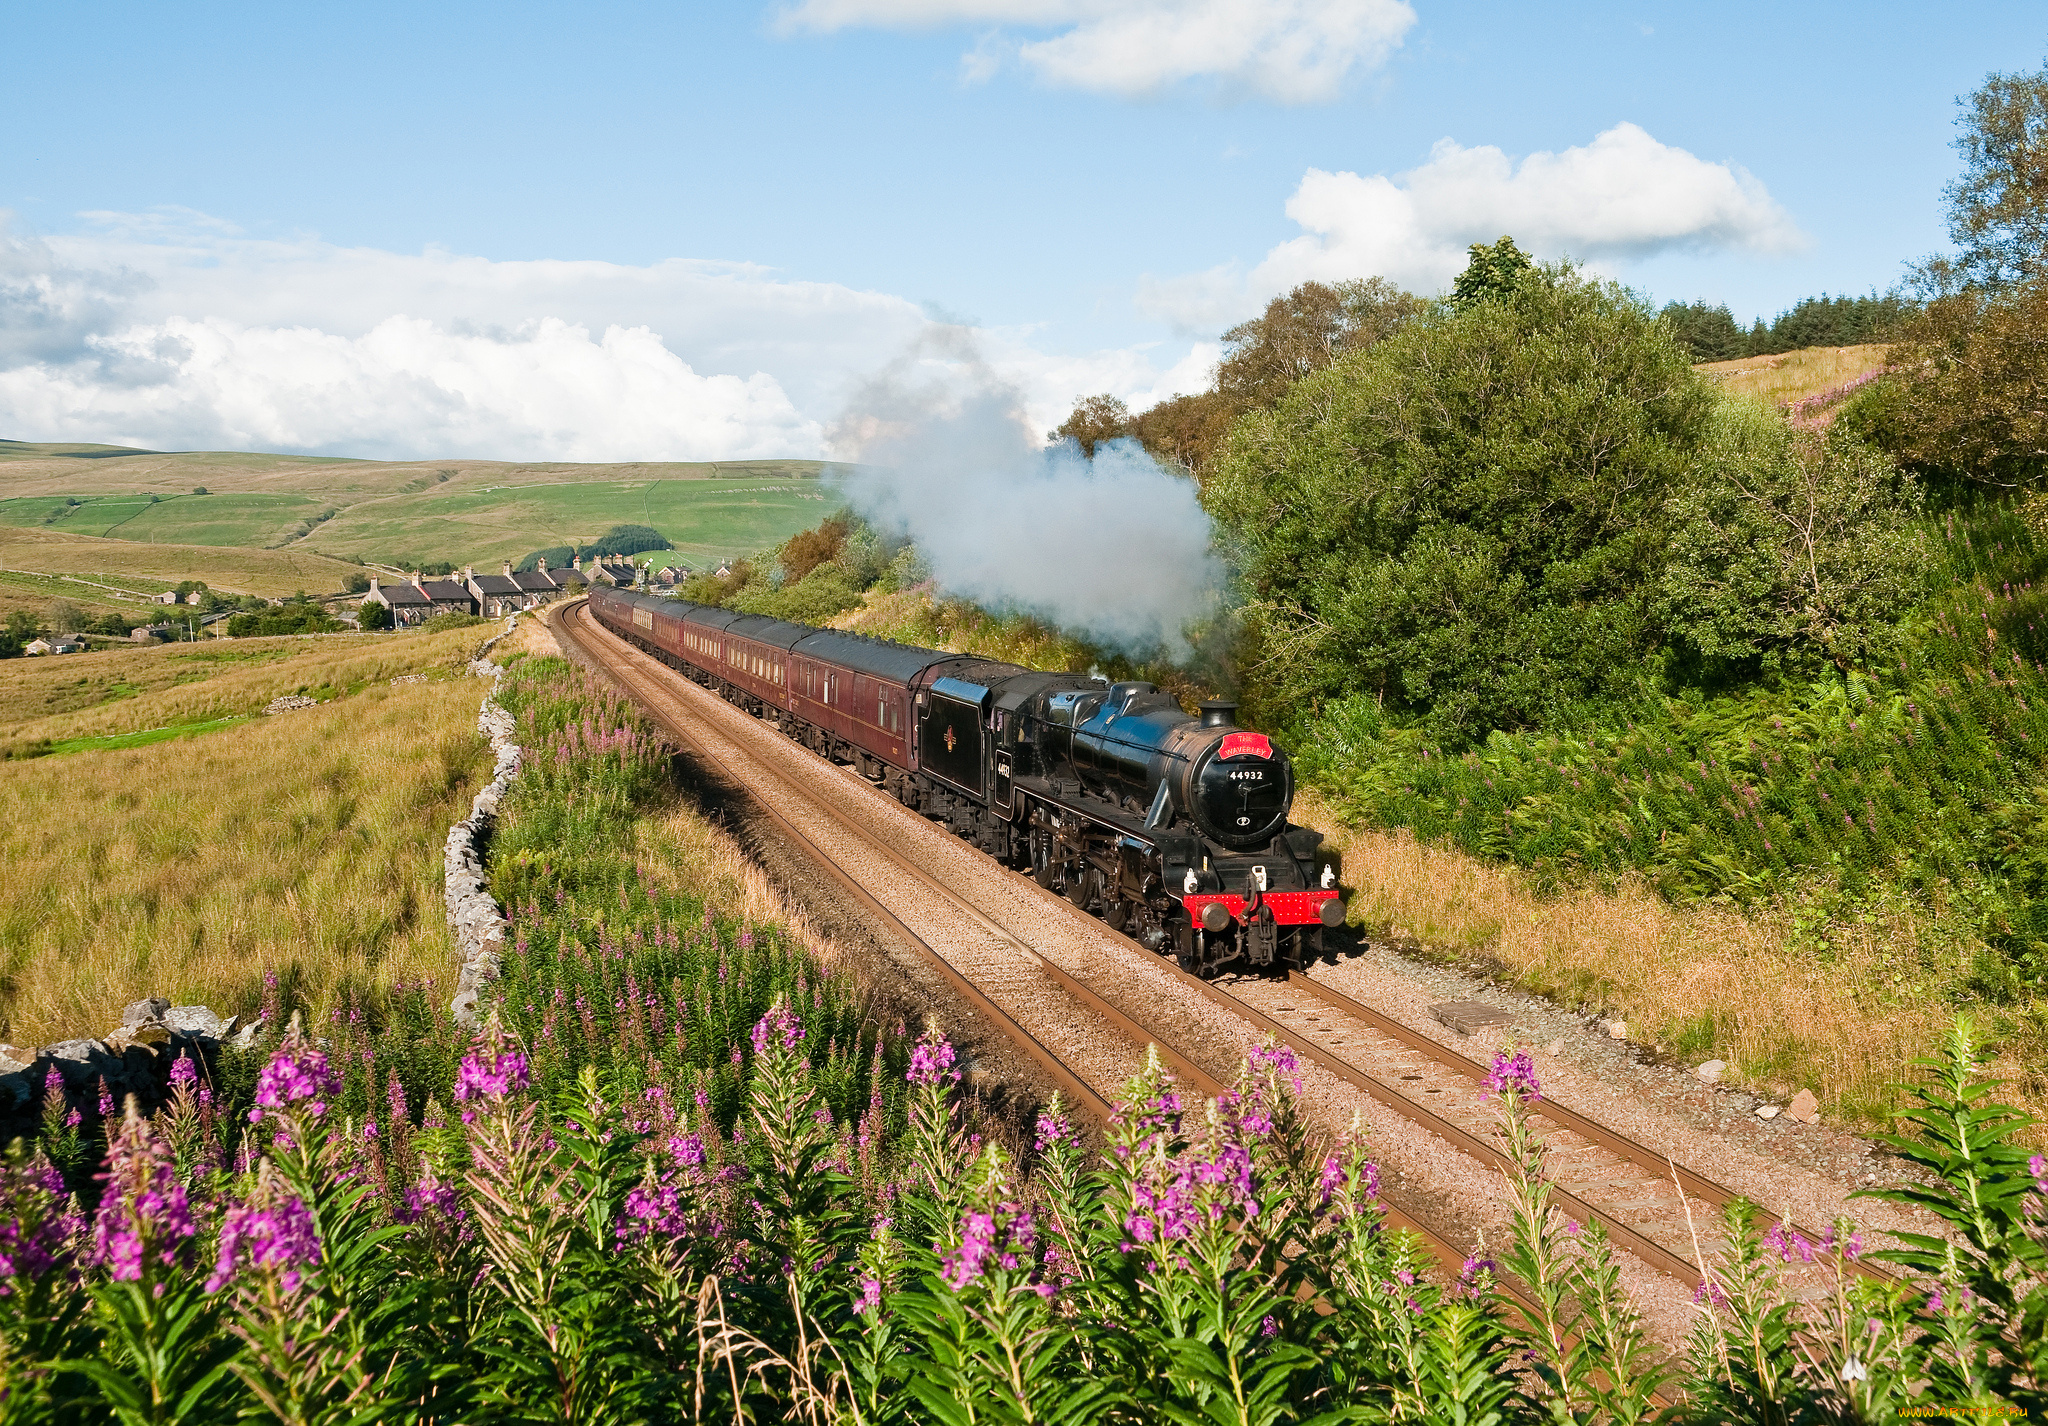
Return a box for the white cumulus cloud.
[776,0,1415,101]
[0,209,1211,460]
[1139,122,1805,330]
[0,314,819,463]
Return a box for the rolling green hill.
[0,448,845,573]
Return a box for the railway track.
[553,601,1883,1302]
[555,602,1475,1272]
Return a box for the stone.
[1694,1060,1726,1084]
[1545,1039,1565,1056]
[1430,1000,1513,1036]
[163,1006,225,1039]
[0,1043,32,1076]
[1756,1105,1780,1120]
[122,997,170,1028]
[450,989,481,1028]
[1605,1020,1629,1040]
[1787,1088,1820,1124]
[230,1019,265,1051]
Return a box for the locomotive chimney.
[1199,699,1238,728]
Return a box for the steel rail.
[558,603,1479,1275]
[557,602,1114,1123]
[1275,972,1896,1287]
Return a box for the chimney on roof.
[411,571,423,589]
[464,564,475,581]
[369,573,380,593]
[537,556,548,572]
[502,560,513,577]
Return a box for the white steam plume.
[830,329,1220,655]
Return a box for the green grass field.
[0,447,842,572]
[305,476,834,567]
[0,492,328,548]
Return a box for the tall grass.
[0,625,487,757]
[1696,343,1889,407]
[0,679,486,1045]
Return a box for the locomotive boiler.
[587,585,1343,975]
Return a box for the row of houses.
[363,555,664,626]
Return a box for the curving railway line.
[550,599,1890,1310]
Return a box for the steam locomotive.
[588,585,1343,975]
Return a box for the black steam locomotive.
[588,585,1343,974]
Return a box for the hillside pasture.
[0,675,487,1045]
[0,447,840,570]
[0,491,331,548]
[0,622,490,753]
[1696,342,1888,407]
[0,526,366,597]
[303,472,834,568]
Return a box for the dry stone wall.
[448,615,526,1027]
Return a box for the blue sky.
[1,1,2041,460]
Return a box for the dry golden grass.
[1696,344,1889,408]
[0,526,363,597]
[0,625,490,753]
[1298,787,2043,1133]
[0,679,488,1046]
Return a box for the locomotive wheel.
[1105,898,1131,932]
[1066,864,1098,912]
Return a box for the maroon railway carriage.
[587,585,1343,975]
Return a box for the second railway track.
[553,600,1890,1308]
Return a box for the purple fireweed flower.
[750,1002,805,1057]
[1318,1154,1344,1205]
[169,1055,198,1090]
[1261,1314,1278,1337]
[1249,1042,1302,1092]
[96,1079,113,1118]
[907,1027,959,1088]
[942,1202,1037,1291]
[396,1170,463,1229]
[856,1275,882,1314]
[617,1179,691,1246]
[249,1039,340,1123]
[206,1193,321,1294]
[0,1152,80,1292]
[91,1111,194,1281]
[1034,1105,1080,1154]
[453,1044,531,1105]
[1483,1050,1541,1103]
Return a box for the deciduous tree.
[1660,405,1930,675]
[1207,265,1709,742]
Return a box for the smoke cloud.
[830,329,1220,655]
